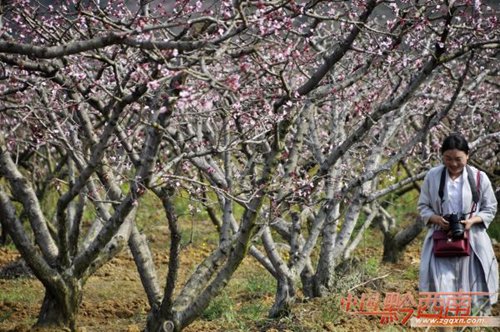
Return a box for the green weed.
[487,214,500,242]
[402,265,418,280]
[319,297,342,323]
[202,291,236,322]
[135,191,163,229]
[363,256,380,277]
[239,302,267,321]
[244,274,276,298]
[0,280,42,303]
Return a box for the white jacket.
[418,164,498,304]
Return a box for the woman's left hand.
[460,219,474,230]
[460,216,483,230]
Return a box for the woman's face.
[442,149,468,178]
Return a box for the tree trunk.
[382,231,400,263]
[0,225,7,245]
[300,263,315,299]
[312,221,336,298]
[382,218,424,263]
[146,313,176,332]
[268,277,295,318]
[35,282,82,332]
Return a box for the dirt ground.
[0,232,498,332]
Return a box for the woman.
[418,133,498,318]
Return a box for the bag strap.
[466,165,480,204]
[467,165,480,218]
[438,167,447,203]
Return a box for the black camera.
[443,213,465,239]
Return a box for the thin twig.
[348,273,390,292]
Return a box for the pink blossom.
[147,80,161,90]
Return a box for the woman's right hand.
[429,215,450,230]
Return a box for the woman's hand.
[429,215,449,230]
[460,216,483,230]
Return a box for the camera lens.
[444,214,465,239]
[450,215,464,239]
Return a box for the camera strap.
[438,165,480,217]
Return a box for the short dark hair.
[440,133,469,155]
